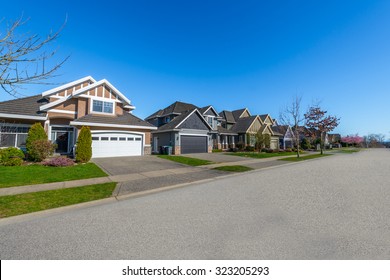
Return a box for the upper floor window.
[164,116,170,123]
[93,100,113,114]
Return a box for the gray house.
[146,102,216,154]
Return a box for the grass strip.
[279,154,332,162]
[213,165,254,172]
[157,155,213,166]
[0,182,116,218]
[226,151,298,159]
[0,163,107,188]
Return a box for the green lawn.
[279,153,332,162]
[226,151,298,159]
[0,163,107,188]
[157,155,213,166]
[0,182,116,218]
[213,165,254,172]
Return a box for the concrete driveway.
[92,155,188,176]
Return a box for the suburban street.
[0,149,389,259]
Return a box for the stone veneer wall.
[174,146,181,155]
[144,146,152,155]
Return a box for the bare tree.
[279,95,304,158]
[304,105,340,154]
[0,16,68,96]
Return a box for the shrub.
[245,146,255,152]
[273,148,280,153]
[301,138,311,150]
[236,142,245,151]
[0,147,25,166]
[76,126,92,163]
[212,149,222,153]
[44,157,74,167]
[26,123,47,160]
[261,148,267,153]
[285,148,292,152]
[28,139,56,162]
[265,148,274,153]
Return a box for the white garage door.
[91,132,143,158]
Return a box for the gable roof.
[40,79,134,111]
[41,76,96,97]
[231,116,258,133]
[259,114,275,125]
[155,108,212,132]
[70,113,156,130]
[199,105,220,117]
[272,125,289,135]
[232,108,250,120]
[0,94,48,120]
[219,110,236,123]
[145,101,197,120]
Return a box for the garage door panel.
[91,132,142,158]
[181,135,207,154]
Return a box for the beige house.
[0,76,156,158]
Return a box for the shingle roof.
[0,94,48,117]
[145,101,197,120]
[219,110,236,123]
[272,125,289,136]
[231,116,258,133]
[73,113,155,128]
[217,126,238,135]
[232,108,247,121]
[156,109,194,131]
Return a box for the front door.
[56,131,69,153]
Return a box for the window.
[119,137,126,141]
[92,137,99,141]
[101,137,109,141]
[135,137,141,141]
[110,137,118,141]
[127,137,134,141]
[0,124,30,148]
[92,100,113,114]
[207,117,214,127]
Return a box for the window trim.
[91,99,115,115]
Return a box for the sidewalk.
[0,155,304,197]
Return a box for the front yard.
[0,182,116,218]
[157,155,214,166]
[0,163,107,188]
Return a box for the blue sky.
[2,0,390,138]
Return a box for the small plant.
[265,148,274,153]
[285,148,292,152]
[0,147,25,166]
[76,126,92,163]
[28,139,56,162]
[236,142,245,151]
[212,149,222,153]
[44,157,74,167]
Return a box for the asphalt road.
[1,149,389,259]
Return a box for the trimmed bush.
[26,123,48,161]
[28,139,56,162]
[285,148,292,152]
[76,126,92,163]
[212,149,223,153]
[264,134,271,149]
[44,157,74,167]
[265,148,274,153]
[0,147,25,166]
[236,142,245,151]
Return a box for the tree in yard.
[263,133,271,149]
[75,126,92,163]
[304,106,340,154]
[279,95,304,157]
[0,16,68,96]
[255,131,264,151]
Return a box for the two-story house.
[146,101,219,154]
[0,76,156,158]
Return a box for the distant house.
[0,76,156,158]
[272,125,294,149]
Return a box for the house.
[272,125,294,149]
[219,109,280,150]
[145,101,217,154]
[0,76,156,158]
